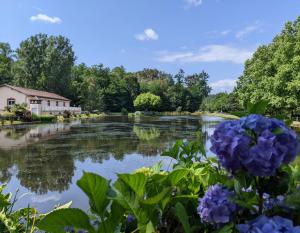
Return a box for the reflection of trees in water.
[0,116,210,194]
[16,146,74,194]
[0,150,15,183]
[0,146,74,195]
[133,126,160,141]
[3,128,31,140]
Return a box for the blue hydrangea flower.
[210,120,252,173]
[197,184,236,224]
[210,114,299,176]
[263,194,285,211]
[126,214,135,223]
[237,215,300,233]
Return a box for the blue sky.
[1,0,300,93]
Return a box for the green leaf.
[214,223,234,233]
[77,172,110,216]
[174,202,191,233]
[146,221,155,233]
[168,168,189,186]
[151,161,163,173]
[248,100,268,115]
[162,140,183,160]
[38,208,95,233]
[141,188,171,205]
[118,173,147,197]
[98,202,125,233]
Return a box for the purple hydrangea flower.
[237,215,300,233]
[210,114,299,176]
[197,184,236,224]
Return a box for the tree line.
[0,34,211,112]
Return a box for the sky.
[1,0,300,93]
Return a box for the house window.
[56,101,58,106]
[47,100,50,106]
[63,102,65,107]
[30,100,41,104]
[7,98,15,106]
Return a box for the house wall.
[39,99,70,108]
[0,86,27,111]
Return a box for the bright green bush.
[134,92,161,111]
[31,114,56,122]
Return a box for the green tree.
[235,16,300,116]
[0,42,14,84]
[134,92,161,111]
[201,92,241,112]
[185,71,211,112]
[71,64,110,111]
[13,34,75,97]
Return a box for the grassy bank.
[192,111,240,119]
[127,111,240,119]
[0,113,107,127]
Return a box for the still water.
[0,115,224,212]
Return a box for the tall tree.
[174,69,185,85]
[0,42,14,84]
[185,71,211,111]
[236,16,300,116]
[13,34,75,97]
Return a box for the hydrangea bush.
[210,114,299,176]
[9,112,299,233]
[238,215,300,233]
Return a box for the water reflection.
[0,115,224,211]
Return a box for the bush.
[121,107,128,115]
[63,110,71,119]
[31,114,56,122]
[176,106,183,113]
[134,92,161,111]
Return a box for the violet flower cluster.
[197,184,236,224]
[237,215,300,233]
[210,114,299,176]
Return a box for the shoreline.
[2,111,300,131]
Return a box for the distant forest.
[0,34,211,112]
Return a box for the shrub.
[121,107,128,115]
[63,110,71,119]
[134,92,161,111]
[176,106,183,113]
[32,114,56,122]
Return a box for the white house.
[0,84,81,115]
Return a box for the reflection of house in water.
[0,121,81,150]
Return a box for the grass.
[192,111,240,119]
[0,120,23,126]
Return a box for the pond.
[0,115,225,213]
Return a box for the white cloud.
[157,45,253,64]
[31,194,61,203]
[184,0,203,7]
[220,30,231,35]
[210,79,237,93]
[30,14,62,24]
[135,28,159,41]
[236,22,261,39]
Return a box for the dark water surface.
[0,115,224,212]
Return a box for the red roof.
[2,84,70,101]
